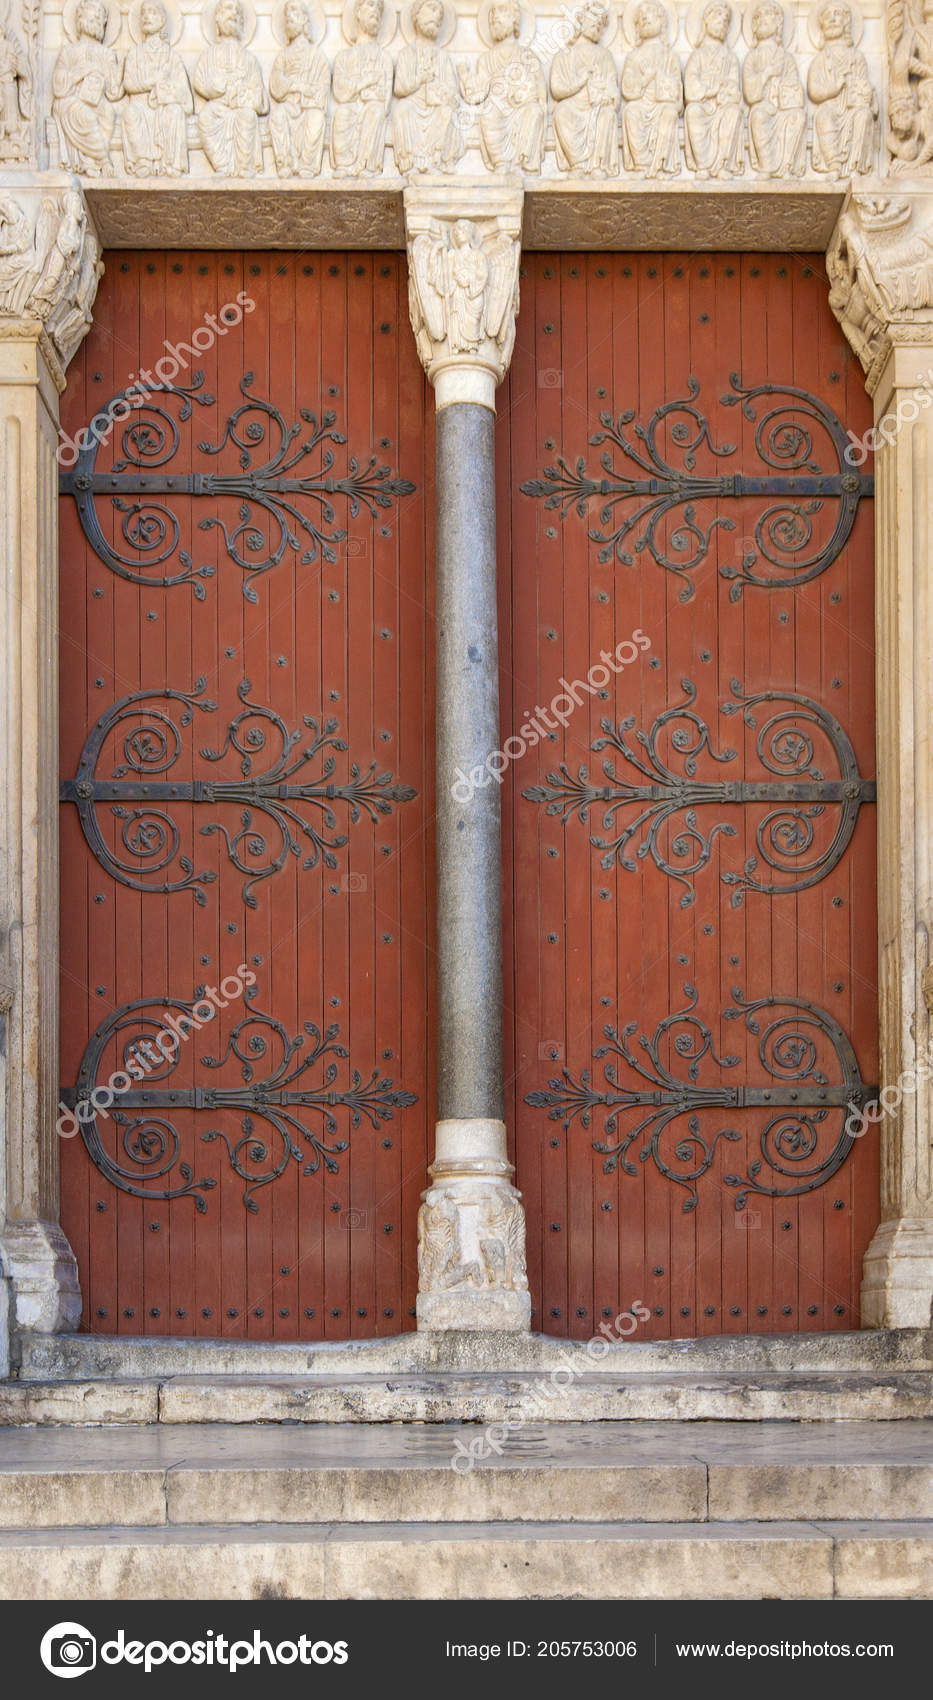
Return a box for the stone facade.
[0,0,932,1366]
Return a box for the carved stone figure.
[392,0,462,175]
[330,0,393,176]
[550,0,620,177]
[827,196,933,373]
[807,1,878,176]
[620,0,682,178]
[52,0,121,175]
[743,1,805,178]
[684,1,743,178]
[888,0,933,170]
[194,0,268,177]
[0,189,102,366]
[408,212,519,379]
[458,0,547,174]
[269,0,329,176]
[121,2,193,177]
[0,20,31,162]
[417,1188,527,1292]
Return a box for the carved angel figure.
[807,1,878,176]
[684,1,743,178]
[330,0,392,175]
[0,194,38,313]
[620,0,683,177]
[194,0,268,177]
[120,1,194,177]
[550,0,620,177]
[52,0,121,175]
[0,21,31,162]
[269,0,330,176]
[458,0,547,174]
[392,0,462,175]
[743,1,805,178]
[888,0,933,169]
[409,217,518,372]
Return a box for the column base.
[860,1216,933,1329]
[0,1220,82,1336]
[416,1119,531,1333]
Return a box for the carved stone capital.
[827,188,933,393]
[404,182,522,410]
[417,1119,531,1331]
[0,175,102,378]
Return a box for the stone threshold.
[0,1519,928,1600]
[16,1326,933,1382]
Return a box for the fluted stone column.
[406,183,530,1331]
[0,174,102,1361]
[828,189,933,1327]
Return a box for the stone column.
[406,184,531,1331]
[828,189,933,1327]
[0,175,102,1358]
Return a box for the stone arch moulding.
[1,0,932,1357]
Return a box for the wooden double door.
[59,249,878,1340]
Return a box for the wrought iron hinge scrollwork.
[523,678,875,906]
[59,371,417,601]
[59,678,416,906]
[520,375,872,601]
[60,996,418,1212]
[525,984,876,1211]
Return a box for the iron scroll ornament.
[59,371,417,602]
[60,678,417,907]
[523,679,875,907]
[525,985,876,1212]
[520,376,873,601]
[60,996,418,1212]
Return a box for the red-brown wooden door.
[501,253,879,1339]
[58,251,432,1340]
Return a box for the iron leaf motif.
[61,996,418,1212]
[523,678,875,906]
[520,375,872,601]
[60,678,417,906]
[60,371,417,601]
[525,984,876,1211]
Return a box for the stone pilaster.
[828,188,933,1327]
[405,182,530,1332]
[0,175,102,1349]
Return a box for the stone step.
[2,1368,932,1425]
[18,1326,933,1382]
[0,1519,929,1600]
[0,1421,931,1528]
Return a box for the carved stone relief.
[52,0,121,174]
[121,1,192,177]
[459,0,546,175]
[417,1184,528,1295]
[330,0,393,174]
[743,0,805,178]
[827,193,933,380]
[269,0,328,176]
[807,0,878,176]
[193,0,267,176]
[621,0,682,178]
[406,190,521,391]
[391,0,462,175]
[888,0,933,171]
[550,0,620,178]
[0,8,32,161]
[683,0,744,179]
[0,183,102,366]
